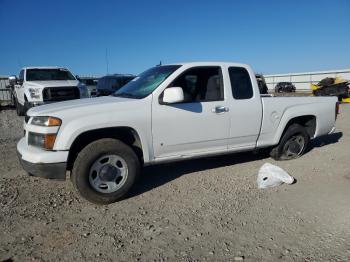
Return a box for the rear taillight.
[335,102,340,120]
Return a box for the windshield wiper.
[113,92,140,99]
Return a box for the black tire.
[270,123,310,161]
[15,98,25,116]
[71,138,140,204]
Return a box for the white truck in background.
[17,62,338,204]
[9,67,89,116]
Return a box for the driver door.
[152,66,230,159]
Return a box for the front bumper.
[17,137,68,180]
[17,152,67,180]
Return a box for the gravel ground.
[0,106,350,262]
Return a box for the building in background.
[264,69,350,92]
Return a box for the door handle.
[212,106,229,114]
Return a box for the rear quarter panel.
[258,96,337,147]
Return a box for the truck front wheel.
[71,138,140,204]
[270,123,309,160]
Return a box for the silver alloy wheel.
[88,154,128,193]
[282,134,305,158]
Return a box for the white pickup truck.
[9,67,89,116]
[17,62,338,204]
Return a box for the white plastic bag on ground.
[257,163,295,189]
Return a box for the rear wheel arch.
[66,127,144,171]
[279,115,316,142]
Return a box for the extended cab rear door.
[226,66,263,150]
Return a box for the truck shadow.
[128,132,342,199]
[0,105,15,110]
[307,132,343,152]
[128,150,270,199]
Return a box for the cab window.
[168,66,223,103]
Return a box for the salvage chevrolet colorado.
[17,62,338,204]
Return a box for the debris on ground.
[257,163,295,189]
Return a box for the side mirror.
[8,75,17,86]
[76,75,81,81]
[162,87,184,104]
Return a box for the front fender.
[53,113,153,163]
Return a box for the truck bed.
[257,96,337,147]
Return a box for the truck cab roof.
[165,61,250,68]
[22,66,69,70]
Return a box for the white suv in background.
[9,67,89,116]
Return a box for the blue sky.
[0,0,349,76]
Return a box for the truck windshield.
[26,69,76,81]
[113,65,181,99]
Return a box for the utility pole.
[105,48,109,74]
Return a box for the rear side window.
[229,67,253,99]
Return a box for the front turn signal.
[44,134,57,150]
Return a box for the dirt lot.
[1,106,350,262]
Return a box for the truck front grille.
[42,87,80,102]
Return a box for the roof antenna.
[157,60,162,66]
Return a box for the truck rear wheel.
[71,138,140,204]
[270,124,309,160]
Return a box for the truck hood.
[27,96,137,117]
[26,80,79,88]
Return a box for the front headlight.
[28,88,41,99]
[31,116,62,127]
[28,132,57,150]
[29,116,61,150]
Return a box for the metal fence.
[0,76,13,105]
[264,69,350,91]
